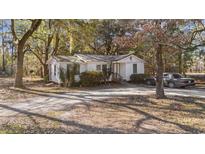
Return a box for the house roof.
[74,53,142,62]
[51,55,83,63]
[48,53,144,64]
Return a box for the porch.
[111,62,141,81]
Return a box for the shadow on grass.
[0,104,122,134]
[105,101,204,133]
[89,95,205,133]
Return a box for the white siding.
[117,55,144,63]
[80,64,87,73]
[125,63,132,80]
[137,63,144,74]
[50,62,60,83]
[59,63,67,72]
[123,63,144,81]
[48,54,145,83]
[87,63,96,71]
[116,55,145,81]
[119,63,126,80]
[87,62,107,72]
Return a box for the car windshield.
[173,74,183,79]
[163,73,168,77]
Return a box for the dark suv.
[145,73,195,88]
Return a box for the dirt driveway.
[1,84,205,112]
[0,81,205,133]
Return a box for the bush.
[70,81,81,87]
[80,71,104,87]
[130,74,149,83]
[43,74,49,83]
[69,64,76,87]
[59,66,77,87]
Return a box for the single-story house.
[47,53,145,84]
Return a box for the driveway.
[0,84,205,133]
[0,85,205,116]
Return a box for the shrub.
[43,74,49,83]
[130,74,149,83]
[70,81,81,87]
[69,64,76,87]
[59,66,78,87]
[65,66,75,87]
[80,71,104,87]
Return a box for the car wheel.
[146,80,152,85]
[168,82,175,88]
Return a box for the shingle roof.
[48,53,144,64]
[53,55,83,63]
[74,53,134,62]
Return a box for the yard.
[0,77,205,133]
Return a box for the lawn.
[0,77,205,133]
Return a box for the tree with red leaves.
[138,20,191,98]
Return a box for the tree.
[91,20,137,55]
[11,19,41,88]
[0,20,5,72]
[138,20,190,98]
[0,20,14,75]
[6,19,203,89]
[28,20,55,79]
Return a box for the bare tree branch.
[11,19,18,43]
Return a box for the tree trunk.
[69,32,73,55]
[43,49,49,78]
[43,64,48,78]
[178,51,183,74]
[163,53,166,72]
[43,31,53,78]
[40,66,43,78]
[156,44,165,99]
[12,19,42,88]
[52,33,59,56]
[1,20,5,72]
[11,45,14,76]
[2,45,5,72]
[14,45,24,88]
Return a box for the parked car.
[145,73,195,88]
[145,76,156,85]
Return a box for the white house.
[47,53,145,84]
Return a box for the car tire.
[168,82,175,88]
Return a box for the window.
[133,64,137,74]
[102,64,107,71]
[96,65,101,71]
[163,73,168,77]
[163,73,169,78]
[173,73,182,79]
[54,64,56,76]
